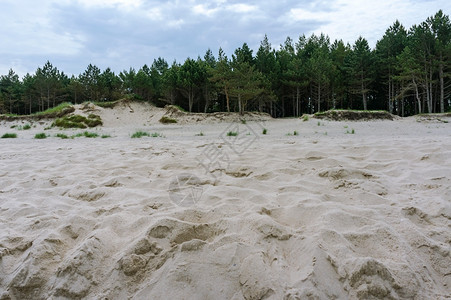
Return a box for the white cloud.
[284,0,451,47]
[226,3,257,13]
[192,4,219,17]
[76,0,143,10]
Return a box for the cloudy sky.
[0,0,449,77]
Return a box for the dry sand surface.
[0,103,450,299]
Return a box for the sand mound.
[314,110,395,121]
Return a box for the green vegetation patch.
[151,132,163,137]
[314,109,393,121]
[34,133,47,139]
[53,114,102,129]
[159,116,177,124]
[227,131,238,137]
[56,133,69,139]
[93,100,121,108]
[131,131,150,138]
[1,133,17,138]
[34,102,75,118]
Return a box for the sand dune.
[0,104,450,299]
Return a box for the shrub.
[293,130,298,136]
[1,133,17,138]
[302,115,309,121]
[131,131,149,138]
[56,133,69,139]
[101,134,111,138]
[34,102,74,118]
[53,114,102,129]
[151,132,163,137]
[83,131,99,138]
[227,131,238,136]
[262,128,267,135]
[34,133,47,139]
[159,116,177,124]
[23,124,31,130]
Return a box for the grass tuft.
[34,133,47,139]
[131,131,150,138]
[56,133,69,139]
[262,128,267,135]
[302,115,309,122]
[159,116,177,124]
[151,132,163,137]
[227,131,238,137]
[1,133,17,138]
[83,131,98,138]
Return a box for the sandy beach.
[0,103,450,299]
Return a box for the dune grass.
[159,116,177,124]
[53,114,102,129]
[131,131,150,138]
[56,133,69,139]
[1,133,17,138]
[34,133,47,139]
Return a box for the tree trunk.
[317,81,321,112]
[361,72,367,110]
[224,87,230,113]
[439,53,445,113]
[238,94,243,115]
[204,84,209,113]
[296,86,300,117]
[413,78,421,114]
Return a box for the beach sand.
[0,103,450,299]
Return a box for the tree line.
[1,10,450,117]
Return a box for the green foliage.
[151,132,163,137]
[262,128,267,134]
[195,132,204,136]
[302,115,309,121]
[227,131,238,136]
[241,119,247,124]
[53,114,102,128]
[34,102,73,117]
[1,133,17,138]
[294,130,299,136]
[56,133,69,139]
[23,124,31,130]
[83,131,98,138]
[101,134,111,138]
[94,100,120,108]
[159,116,177,124]
[34,133,47,139]
[131,131,150,138]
